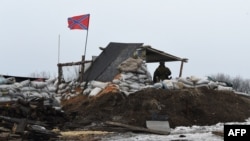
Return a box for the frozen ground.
[101,118,250,141]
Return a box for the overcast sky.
[0,0,249,79]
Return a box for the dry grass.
[59,130,112,141]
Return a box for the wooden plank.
[105,121,170,135]
[57,60,92,67]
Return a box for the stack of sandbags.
[58,80,110,99]
[190,75,233,91]
[112,57,153,95]
[177,76,211,89]
[58,80,83,99]
[161,79,184,90]
[172,76,233,91]
[152,76,210,90]
[0,78,60,109]
[152,77,191,90]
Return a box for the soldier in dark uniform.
[153,61,172,83]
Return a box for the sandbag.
[121,72,134,80]
[83,87,92,95]
[112,79,120,84]
[0,84,17,90]
[178,77,194,86]
[136,68,146,74]
[208,81,218,89]
[125,80,136,84]
[46,78,57,85]
[47,86,57,92]
[117,57,143,72]
[196,79,210,85]
[217,85,233,91]
[131,76,139,81]
[128,83,141,90]
[90,80,109,89]
[31,81,47,89]
[20,87,37,92]
[0,96,12,102]
[195,84,209,88]
[173,82,184,89]
[189,76,201,84]
[138,74,148,79]
[162,80,174,90]
[182,83,195,89]
[0,76,7,85]
[40,92,50,98]
[80,81,86,87]
[20,80,31,87]
[58,83,67,90]
[120,86,129,91]
[153,82,163,89]
[89,87,102,96]
[119,82,129,87]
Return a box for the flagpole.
[80,14,90,82]
[83,29,89,58]
[79,30,88,82]
[83,14,90,58]
[58,34,60,63]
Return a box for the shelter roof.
[141,46,188,63]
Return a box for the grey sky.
[0,0,249,79]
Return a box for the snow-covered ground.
[101,118,250,141]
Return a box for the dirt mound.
[62,87,250,129]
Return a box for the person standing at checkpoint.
[153,61,172,83]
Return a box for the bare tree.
[211,73,231,82]
[29,71,52,79]
[232,76,242,91]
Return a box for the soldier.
[153,61,172,83]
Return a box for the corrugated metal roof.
[83,42,143,82]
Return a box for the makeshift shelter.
[142,46,188,78]
[82,42,188,82]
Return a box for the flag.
[68,14,90,30]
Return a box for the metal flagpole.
[83,14,90,58]
[80,14,90,82]
[83,29,89,58]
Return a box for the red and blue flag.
[68,14,90,30]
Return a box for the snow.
[102,118,250,141]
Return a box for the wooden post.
[57,64,63,92]
[56,59,92,88]
[179,60,184,77]
[78,55,85,82]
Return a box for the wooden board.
[105,121,170,135]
